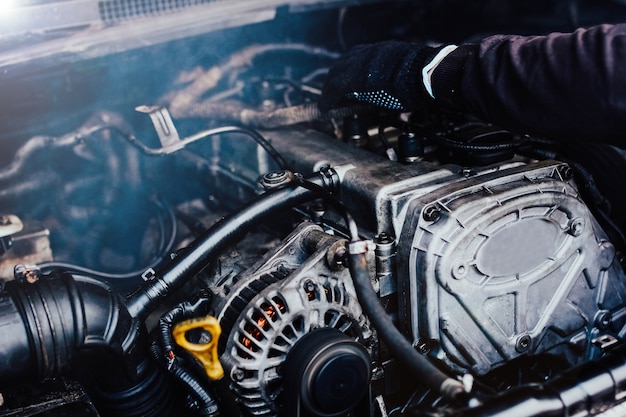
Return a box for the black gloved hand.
[319,41,442,112]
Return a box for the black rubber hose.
[454,346,626,417]
[126,170,334,319]
[0,271,180,417]
[347,247,466,403]
[290,176,466,402]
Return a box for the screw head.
[232,368,245,382]
[516,334,532,353]
[259,170,294,190]
[423,205,442,222]
[304,280,316,292]
[569,217,585,237]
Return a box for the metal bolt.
[304,280,316,293]
[232,368,245,382]
[259,170,295,190]
[516,334,532,353]
[375,232,394,245]
[332,246,347,266]
[460,168,475,178]
[326,241,347,271]
[422,205,442,222]
[557,165,574,181]
[451,260,469,280]
[569,217,585,237]
[595,310,612,329]
[414,338,433,354]
[14,264,40,284]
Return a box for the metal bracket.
[135,105,182,149]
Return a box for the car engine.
[2,1,626,416]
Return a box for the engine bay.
[2,1,626,416]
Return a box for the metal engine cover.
[397,160,626,375]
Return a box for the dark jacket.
[432,24,626,144]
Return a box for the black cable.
[38,196,178,282]
[293,176,359,241]
[428,131,527,152]
[158,299,210,360]
[126,171,333,319]
[149,341,220,417]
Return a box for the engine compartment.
[2,1,626,416]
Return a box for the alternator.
[215,223,373,416]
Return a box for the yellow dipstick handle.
[172,316,224,381]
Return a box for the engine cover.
[397,160,626,375]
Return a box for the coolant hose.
[347,247,466,402]
[126,169,337,319]
[291,175,467,402]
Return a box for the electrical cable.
[149,341,220,417]
[38,196,178,282]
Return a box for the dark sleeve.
[431,24,626,144]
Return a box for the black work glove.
[319,41,442,112]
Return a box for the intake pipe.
[0,270,176,417]
[0,270,139,384]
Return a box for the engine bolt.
[451,260,469,280]
[569,217,585,237]
[232,368,245,382]
[422,205,442,222]
[414,338,433,354]
[595,310,612,329]
[304,280,316,293]
[259,170,295,190]
[515,334,532,353]
[13,264,40,284]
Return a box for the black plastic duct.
[0,271,179,417]
[0,270,139,385]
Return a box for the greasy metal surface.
[397,161,626,375]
